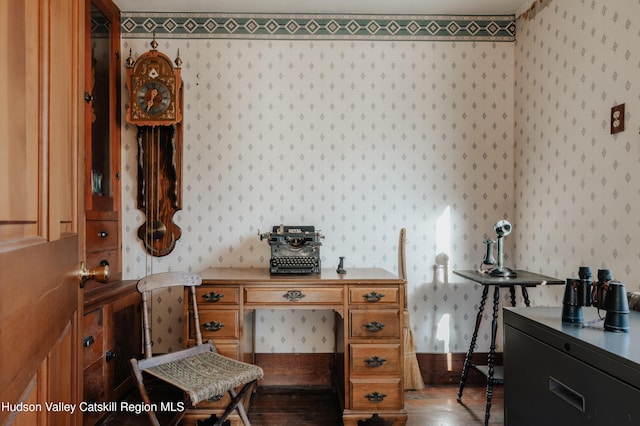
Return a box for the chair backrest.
[137,271,202,292]
[137,272,203,359]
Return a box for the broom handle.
[398,228,408,310]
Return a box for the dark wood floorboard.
[405,385,504,426]
[248,386,342,425]
[97,383,503,425]
[248,384,504,426]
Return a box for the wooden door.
[0,0,85,425]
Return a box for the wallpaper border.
[121,13,515,41]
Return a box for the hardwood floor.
[405,385,504,426]
[248,384,504,426]
[97,382,504,425]
[248,386,342,425]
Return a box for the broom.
[398,228,425,391]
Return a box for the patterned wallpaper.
[120,13,528,355]
[514,0,640,293]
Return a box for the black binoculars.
[562,267,629,332]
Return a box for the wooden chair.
[129,272,264,426]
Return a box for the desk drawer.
[214,343,240,360]
[86,220,118,252]
[244,287,343,305]
[190,310,239,340]
[350,378,403,410]
[349,287,399,305]
[185,340,239,360]
[196,286,240,305]
[350,309,401,339]
[350,343,401,375]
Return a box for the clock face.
[136,81,171,116]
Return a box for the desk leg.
[484,285,500,426]
[457,284,489,403]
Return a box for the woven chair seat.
[145,351,264,406]
[130,273,263,425]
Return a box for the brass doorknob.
[79,261,109,288]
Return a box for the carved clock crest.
[125,37,183,256]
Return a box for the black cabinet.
[504,307,640,425]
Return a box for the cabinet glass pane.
[90,5,111,197]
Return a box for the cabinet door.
[107,291,142,401]
[84,0,122,282]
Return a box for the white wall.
[121,17,522,354]
[514,0,640,294]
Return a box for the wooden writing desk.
[183,267,407,426]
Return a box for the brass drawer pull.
[283,290,306,302]
[203,321,225,332]
[365,392,387,403]
[105,350,116,362]
[363,291,385,302]
[202,291,224,302]
[363,321,385,332]
[97,230,109,238]
[364,356,387,367]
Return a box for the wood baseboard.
[416,352,503,385]
[255,352,502,386]
[255,353,335,386]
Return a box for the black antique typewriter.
[259,225,324,274]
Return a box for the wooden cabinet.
[184,267,407,426]
[83,288,141,425]
[80,1,142,425]
[83,0,122,287]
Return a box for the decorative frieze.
[121,13,515,41]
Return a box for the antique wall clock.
[126,37,182,125]
[126,37,183,257]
